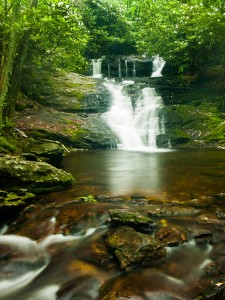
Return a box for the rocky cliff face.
[17,70,117,149]
[16,68,225,149]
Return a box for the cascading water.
[102,81,165,151]
[92,58,103,78]
[151,55,166,77]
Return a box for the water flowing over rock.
[102,80,166,150]
[105,226,166,269]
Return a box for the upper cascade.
[91,55,166,78]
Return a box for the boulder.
[109,209,158,233]
[0,155,75,194]
[105,226,166,269]
[23,140,65,167]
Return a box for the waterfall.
[102,80,165,151]
[118,59,122,78]
[132,60,136,77]
[92,58,103,78]
[125,60,128,77]
[151,55,166,77]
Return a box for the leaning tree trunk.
[0,0,21,127]
[2,32,30,130]
[2,0,38,132]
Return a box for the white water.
[102,80,166,151]
[151,55,166,77]
[92,58,103,78]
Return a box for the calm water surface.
[62,149,225,200]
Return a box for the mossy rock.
[106,226,166,269]
[0,155,75,194]
[109,209,158,233]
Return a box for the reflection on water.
[63,149,225,199]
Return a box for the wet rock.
[214,193,225,203]
[189,196,214,207]
[216,208,225,219]
[23,140,65,167]
[148,206,164,217]
[105,226,166,269]
[191,228,213,244]
[17,71,117,149]
[200,276,225,299]
[100,268,188,300]
[56,202,109,235]
[148,205,199,217]
[0,190,35,209]
[155,226,187,247]
[109,209,158,233]
[197,214,225,226]
[57,275,101,300]
[0,155,75,194]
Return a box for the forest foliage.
[0,0,225,131]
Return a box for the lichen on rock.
[0,155,75,194]
[106,226,166,269]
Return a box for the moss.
[0,136,18,153]
[78,195,97,203]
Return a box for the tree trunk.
[0,0,21,127]
[2,0,38,132]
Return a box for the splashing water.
[92,58,103,78]
[102,80,166,151]
[151,55,166,77]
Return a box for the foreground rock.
[22,140,65,167]
[109,209,158,233]
[0,190,35,210]
[0,155,75,194]
[106,226,166,269]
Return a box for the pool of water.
[61,148,225,200]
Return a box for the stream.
[1,148,225,299]
[1,57,225,299]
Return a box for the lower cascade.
[102,80,165,151]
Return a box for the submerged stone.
[214,193,225,203]
[155,226,187,247]
[197,214,225,226]
[109,209,158,233]
[100,268,188,300]
[189,196,214,207]
[105,226,166,269]
[216,207,225,219]
[148,205,199,217]
[0,155,75,194]
[191,228,213,244]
